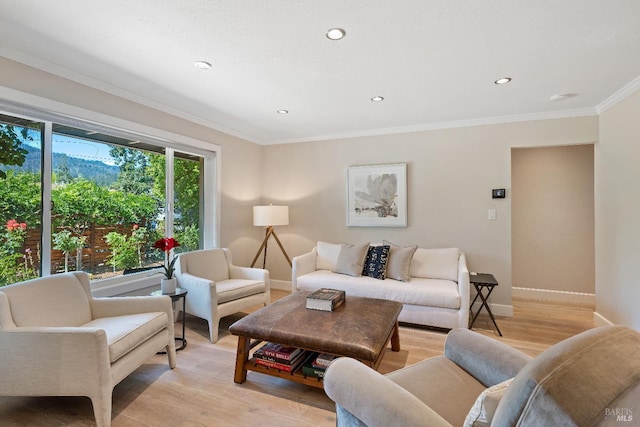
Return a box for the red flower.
[153,237,180,253]
[153,237,180,279]
[6,219,26,232]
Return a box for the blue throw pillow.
[362,245,390,280]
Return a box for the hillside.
[9,145,119,186]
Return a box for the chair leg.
[91,391,112,427]
[208,318,219,343]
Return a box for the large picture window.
[0,110,217,286]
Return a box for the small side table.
[151,287,188,351]
[469,273,503,336]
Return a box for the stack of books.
[301,353,337,378]
[306,288,346,311]
[253,342,307,372]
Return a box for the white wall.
[512,145,595,294]
[596,90,640,330]
[259,118,598,310]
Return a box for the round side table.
[151,287,188,351]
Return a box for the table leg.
[391,321,400,351]
[476,285,502,336]
[234,337,250,384]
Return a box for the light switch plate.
[488,209,497,220]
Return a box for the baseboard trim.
[512,287,595,305]
[271,279,292,291]
[593,311,615,327]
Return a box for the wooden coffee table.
[229,291,402,388]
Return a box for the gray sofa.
[324,326,640,427]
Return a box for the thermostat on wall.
[492,189,506,199]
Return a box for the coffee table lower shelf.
[245,355,325,389]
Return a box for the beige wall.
[259,118,599,309]
[512,145,594,294]
[596,90,640,330]
[0,57,265,265]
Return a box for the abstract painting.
[347,163,407,227]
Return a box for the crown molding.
[596,75,640,114]
[266,108,598,145]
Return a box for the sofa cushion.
[334,242,370,277]
[362,245,390,280]
[216,279,265,304]
[0,273,92,327]
[388,356,486,426]
[386,244,417,282]
[297,270,460,309]
[316,241,341,270]
[410,247,459,281]
[464,378,513,427]
[84,312,168,363]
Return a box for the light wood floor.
[0,290,596,426]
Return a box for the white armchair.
[0,272,176,427]
[174,248,270,343]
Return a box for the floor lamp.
[251,205,292,268]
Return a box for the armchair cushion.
[216,279,265,304]
[178,248,230,282]
[84,312,168,363]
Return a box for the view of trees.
[0,121,202,286]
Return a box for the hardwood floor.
[0,290,596,426]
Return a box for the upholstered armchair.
[324,326,640,427]
[174,248,270,343]
[0,272,176,427]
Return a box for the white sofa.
[292,242,470,330]
[0,272,176,427]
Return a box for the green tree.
[104,225,148,270]
[0,170,41,226]
[52,229,87,272]
[0,124,30,179]
[109,147,154,195]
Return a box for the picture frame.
[347,163,407,227]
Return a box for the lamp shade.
[253,205,289,227]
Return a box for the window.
[0,110,218,286]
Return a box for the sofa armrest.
[444,328,532,387]
[457,252,470,328]
[0,327,111,396]
[291,248,317,292]
[324,358,452,427]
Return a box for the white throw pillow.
[316,241,341,270]
[409,247,459,281]
[333,242,370,277]
[386,244,417,282]
[464,378,514,427]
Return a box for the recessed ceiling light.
[194,61,212,70]
[326,28,346,40]
[550,93,578,102]
[494,77,512,85]
[277,110,289,115]
[371,96,384,102]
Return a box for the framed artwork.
[347,163,407,227]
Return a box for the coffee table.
[229,291,402,388]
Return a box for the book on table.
[255,342,303,362]
[306,288,346,311]
[254,345,307,372]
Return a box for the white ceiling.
[1,0,640,145]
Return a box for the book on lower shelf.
[306,288,346,311]
[253,343,307,372]
[300,352,338,379]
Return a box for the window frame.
[0,100,221,291]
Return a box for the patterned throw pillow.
[362,245,390,280]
